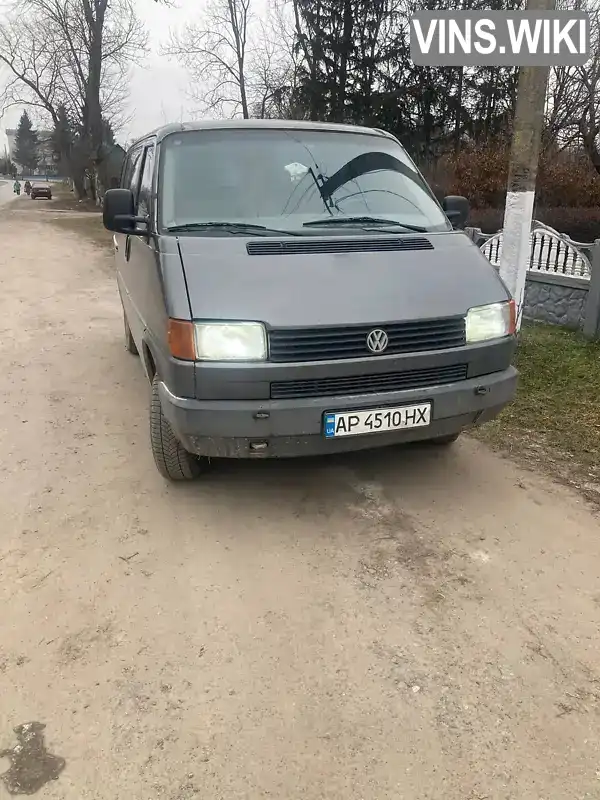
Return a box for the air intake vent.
[270,364,468,399]
[247,237,434,256]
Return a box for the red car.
[31,182,52,200]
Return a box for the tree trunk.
[334,0,353,123]
[239,67,249,119]
[454,67,463,156]
[83,0,107,165]
[227,0,249,119]
[291,0,320,120]
[72,174,86,200]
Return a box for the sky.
[0,0,206,152]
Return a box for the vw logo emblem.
[366,328,388,354]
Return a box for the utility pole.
[499,0,556,330]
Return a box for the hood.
[175,231,509,327]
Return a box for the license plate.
[324,403,431,438]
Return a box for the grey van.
[102,120,517,481]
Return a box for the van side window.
[119,154,129,188]
[128,148,144,204]
[122,147,143,192]
[137,146,154,217]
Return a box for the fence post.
[582,239,600,339]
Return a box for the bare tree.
[163,0,252,118]
[544,66,585,152]
[543,0,600,170]
[0,0,146,195]
[572,8,600,172]
[248,1,302,118]
[0,15,64,126]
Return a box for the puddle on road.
[0,722,65,795]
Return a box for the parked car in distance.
[102,119,518,482]
[31,182,52,200]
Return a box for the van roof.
[129,118,395,150]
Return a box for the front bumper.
[158,366,517,459]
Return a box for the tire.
[429,432,461,446]
[123,311,138,355]
[150,375,205,481]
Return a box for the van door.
[126,144,170,367]
[116,144,144,343]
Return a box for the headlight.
[465,301,515,343]
[194,322,267,361]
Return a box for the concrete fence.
[466,226,600,340]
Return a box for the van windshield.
[159,128,451,235]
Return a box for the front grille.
[268,318,466,362]
[270,364,468,399]
[246,236,434,256]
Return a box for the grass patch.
[19,183,100,213]
[473,321,600,499]
[51,214,112,252]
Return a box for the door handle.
[113,234,119,252]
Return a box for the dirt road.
[1,204,599,800]
[0,181,15,208]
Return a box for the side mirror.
[442,195,470,229]
[103,188,147,234]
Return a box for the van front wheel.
[150,376,205,481]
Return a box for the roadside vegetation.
[51,214,111,252]
[473,322,600,502]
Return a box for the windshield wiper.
[166,221,300,236]
[302,216,428,233]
